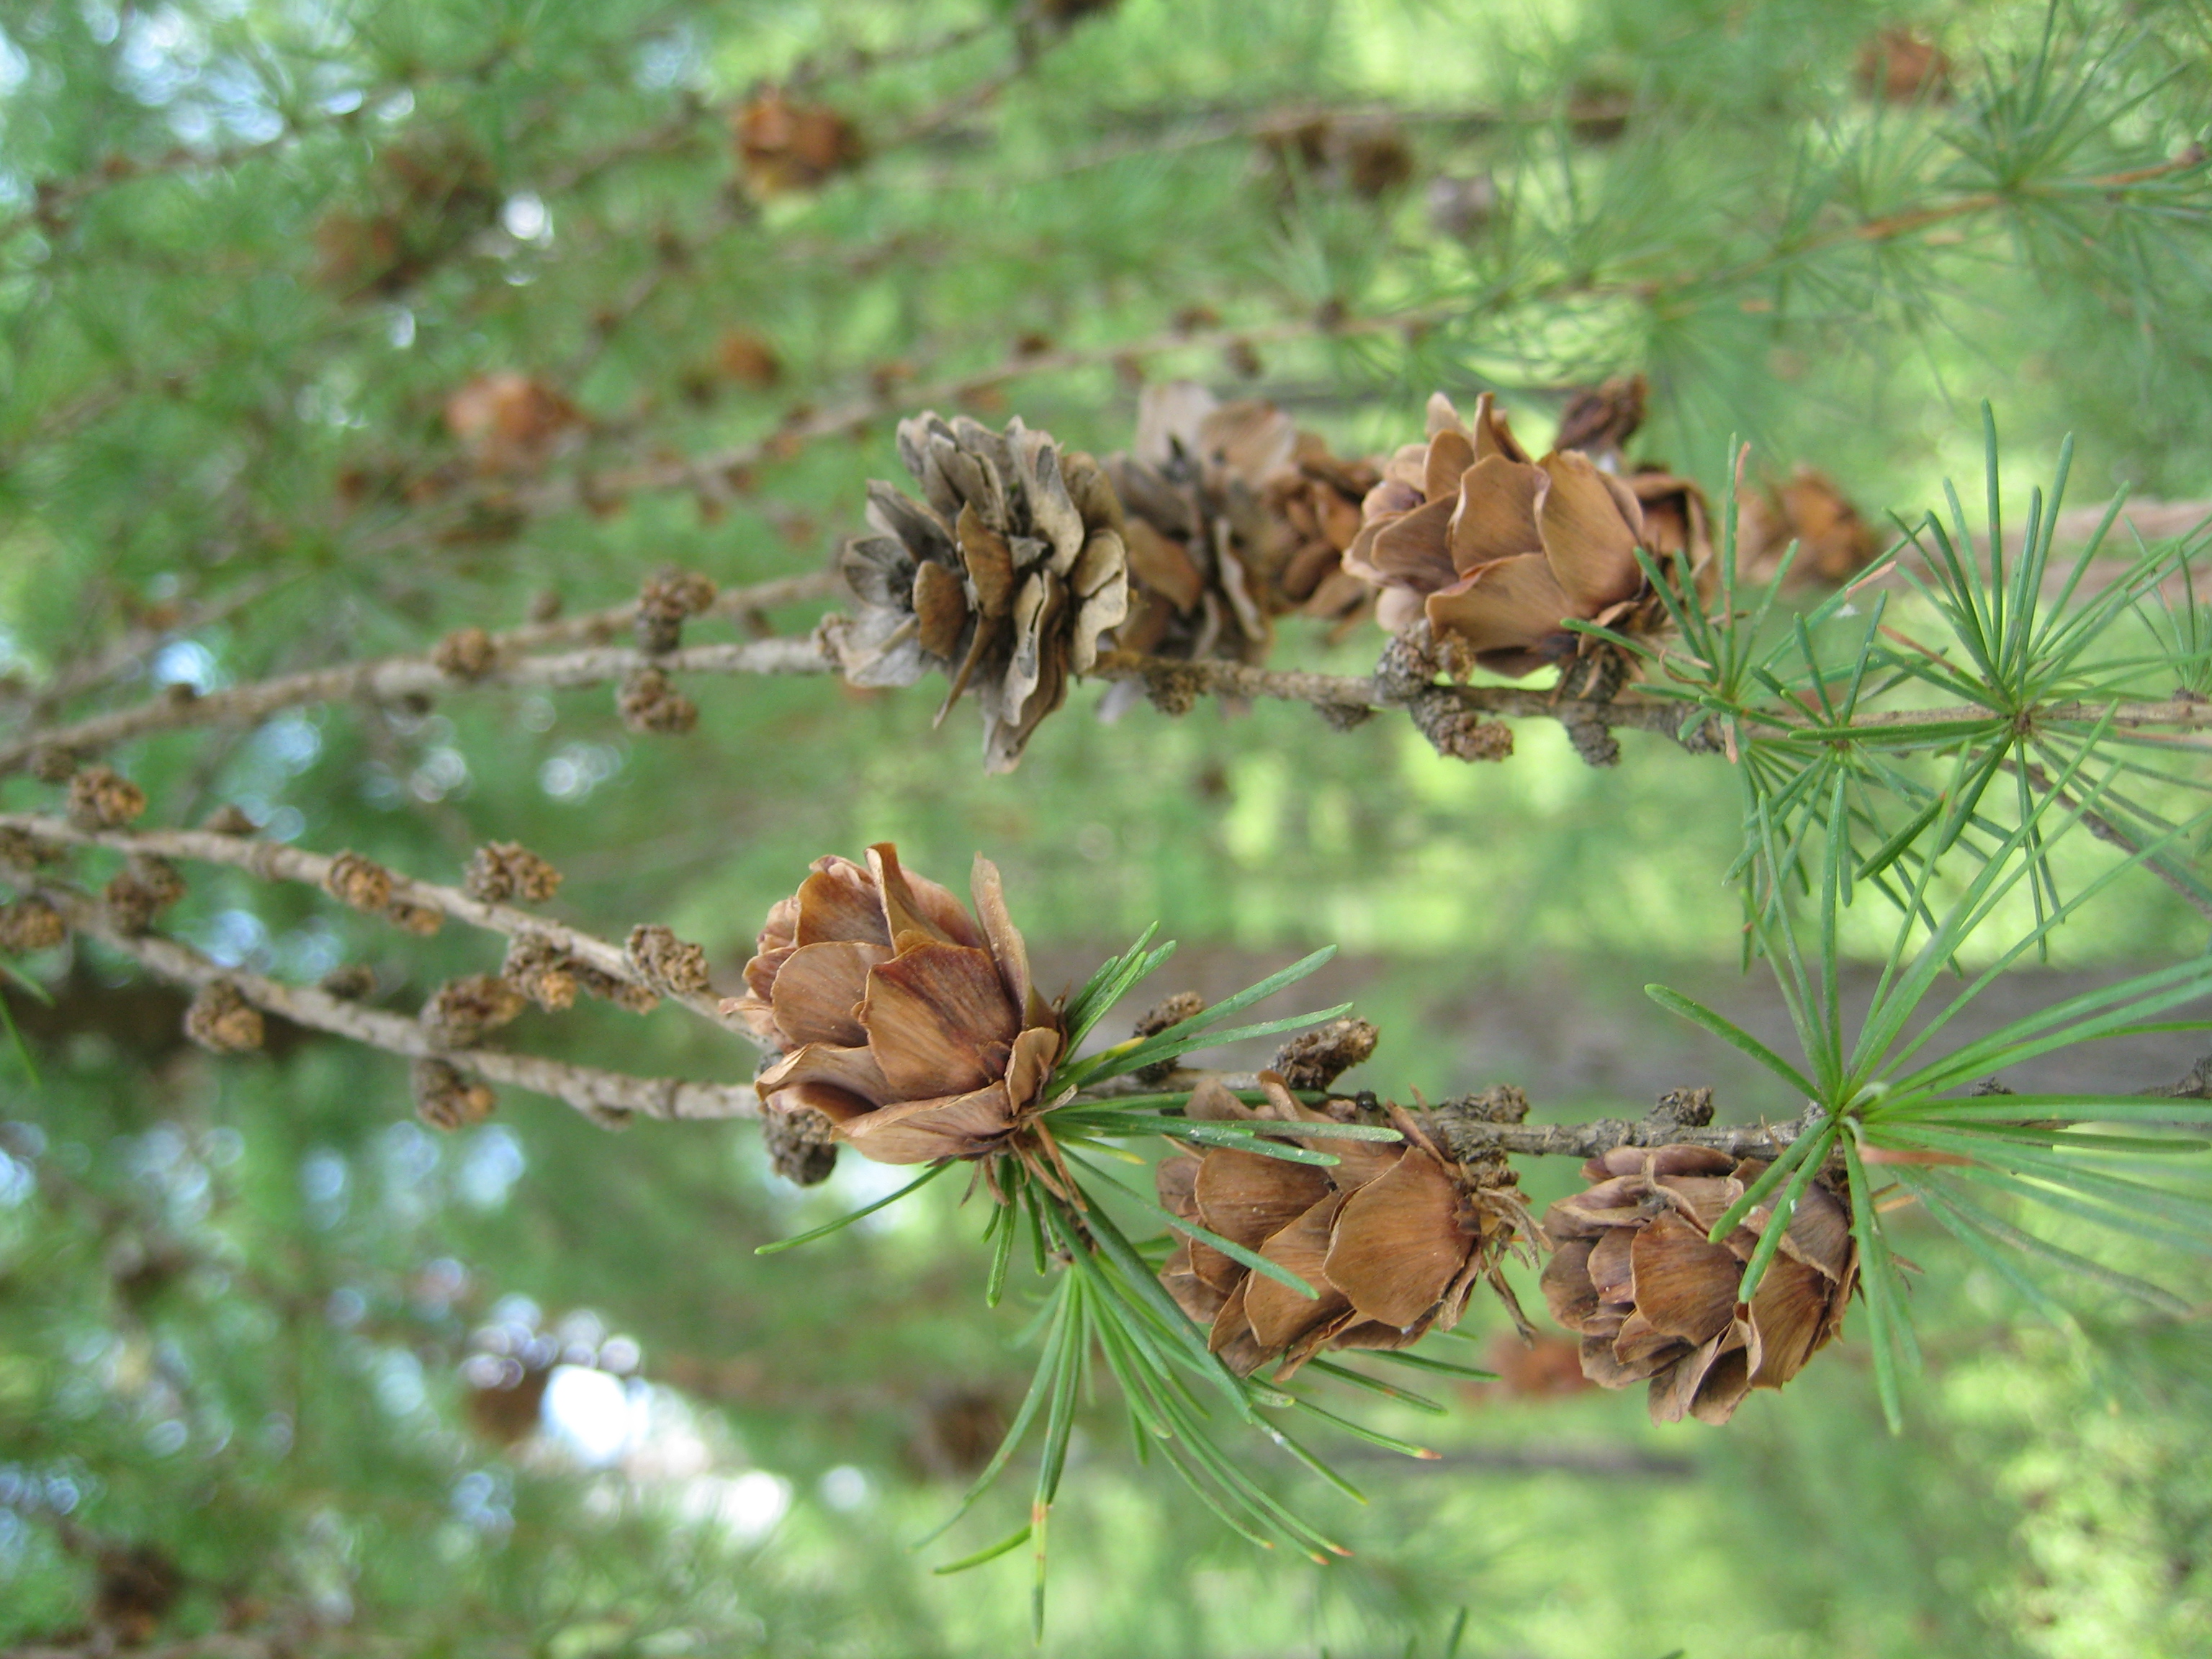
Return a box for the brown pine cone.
[1539,1145,1858,1424]
[832,414,1129,773]
[1159,1079,1533,1378]
[735,845,1063,1166]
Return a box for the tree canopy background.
[3,0,2211,1653]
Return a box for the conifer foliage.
[4,0,2211,1652]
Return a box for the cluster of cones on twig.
[735,842,1861,1424]
[828,375,1881,768]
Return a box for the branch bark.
[1424,1102,1826,1162]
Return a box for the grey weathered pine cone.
[832,413,1130,773]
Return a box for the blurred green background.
[4,0,2211,1653]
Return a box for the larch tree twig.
[0,811,752,1039]
[2,874,758,1126]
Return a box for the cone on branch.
[1341,391,1710,689]
[635,570,718,655]
[1740,467,1884,587]
[732,845,1064,1165]
[1538,1145,1858,1426]
[1,896,68,954]
[184,980,264,1053]
[414,1058,496,1130]
[1107,382,1380,667]
[618,665,698,734]
[1129,989,1206,1084]
[1262,439,1383,623]
[503,933,578,1010]
[1271,1016,1380,1092]
[1256,115,1416,205]
[1105,382,1292,678]
[0,826,68,868]
[1553,374,1648,462]
[319,964,379,1000]
[464,842,563,905]
[1855,26,1951,104]
[831,414,1130,772]
[734,88,865,195]
[444,373,583,473]
[104,855,187,934]
[423,974,527,1047]
[431,626,498,680]
[312,135,500,297]
[761,1105,839,1187]
[383,899,444,937]
[68,765,148,830]
[715,329,783,390]
[626,925,711,999]
[323,851,394,914]
[1157,1078,1534,1378]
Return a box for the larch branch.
[8,877,757,1126]
[0,575,835,776]
[17,600,2212,781]
[0,811,757,1042]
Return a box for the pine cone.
[1553,373,1648,462]
[716,330,783,389]
[313,135,499,297]
[1104,383,1296,672]
[635,570,718,654]
[67,766,147,830]
[617,665,698,734]
[503,932,578,1010]
[414,1058,496,1130]
[1855,26,1951,104]
[1739,467,1882,587]
[383,899,444,937]
[423,974,527,1047]
[319,964,378,1000]
[626,925,711,998]
[104,855,187,934]
[735,845,1064,1165]
[1158,1080,1531,1378]
[833,414,1129,773]
[323,852,394,913]
[1108,383,1380,657]
[0,896,68,953]
[761,1105,839,1187]
[444,373,582,473]
[1340,392,1710,678]
[1256,115,1415,204]
[1272,1017,1380,1092]
[0,826,67,868]
[1262,438,1382,622]
[733,89,865,195]
[1538,1145,1858,1425]
[184,980,264,1053]
[431,626,498,680]
[466,842,563,905]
